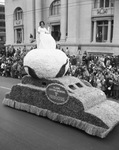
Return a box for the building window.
[94,0,114,8]
[14,7,23,20]
[92,20,113,43]
[100,0,104,8]
[0,14,5,19]
[51,25,61,41]
[16,28,22,43]
[0,36,5,42]
[105,0,109,7]
[50,0,61,16]
[14,28,24,44]
[0,21,5,27]
[0,29,5,32]
[100,0,109,8]
[14,7,24,43]
[110,0,114,7]
[0,6,5,12]
[96,21,108,42]
[94,0,98,8]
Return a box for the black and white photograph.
[0,0,119,150]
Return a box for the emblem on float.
[46,83,69,105]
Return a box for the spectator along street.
[1,46,119,100]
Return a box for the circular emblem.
[46,83,69,105]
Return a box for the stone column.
[112,0,119,43]
[35,0,42,34]
[93,20,97,43]
[67,0,78,43]
[22,28,24,43]
[14,29,17,43]
[35,0,42,44]
[107,20,111,42]
[32,0,36,39]
[60,0,67,42]
[25,0,34,43]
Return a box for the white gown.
[37,26,56,50]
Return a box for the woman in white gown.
[37,21,56,50]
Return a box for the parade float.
[3,23,119,138]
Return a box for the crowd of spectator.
[67,51,119,100]
[0,45,35,79]
[1,45,119,99]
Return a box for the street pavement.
[0,76,119,150]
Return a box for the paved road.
[0,76,119,150]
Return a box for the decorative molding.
[14,19,23,26]
[97,8,108,14]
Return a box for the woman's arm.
[45,28,49,34]
[37,27,41,34]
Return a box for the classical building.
[0,4,5,52]
[5,0,119,55]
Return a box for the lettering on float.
[46,83,69,105]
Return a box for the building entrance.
[51,25,61,41]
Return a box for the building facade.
[0,4,5,52]
[5,0,119,55]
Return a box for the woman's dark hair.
[39,21,45,26]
